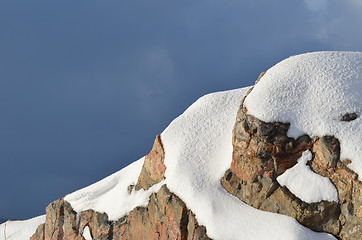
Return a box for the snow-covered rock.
[4,51,362,240]
[245,52,362,180]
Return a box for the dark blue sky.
[1,0,362,220]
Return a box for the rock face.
[31,135,210,240]
[135,134,166,191]
[117,185,210,240]
[311,137,362,239]
[30,186,209,240]
[221,90,362,240]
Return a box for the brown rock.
[31,199,83,240]
[30,223,45,240]
[78,210,112,240]
[341,113,358,122]
[117,185,210,240]
[222,87,362,239]
[30,185,210,240]
[254,71,266,84]
[221,105,340,236]
[135,134,166,191]
[311,136,362,239]
[30,134,209,240]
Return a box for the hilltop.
[1,52,362,240]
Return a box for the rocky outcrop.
[31,134,209,240]
[221,89,362,239]
[30,185,210,240]
[30,199,84,240]
[117,185,210,240]
[29,71,362,239]
[311,137,362,239]
[221,107,340,235]
[135,134,166,191]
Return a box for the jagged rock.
[135,134,166,190]
[311,136,362,239]
[78,210,113,240]
[30,199,83,240]
[30,223,45,240]
[30,185,210,240]
[118,185,210,240]
[30,134,207,240]
[221,106,340,236]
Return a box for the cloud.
[132,47,177,115]
[308,0,362,50]
[304,0,328,11]
[136,47,175,95]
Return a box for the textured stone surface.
[30,185,210,240]
[221,89,362,239]
[30,223,45,240]
[311,136,362,239]
[118,185,210,240]
[221,107,340,235]
[135,134,166,191]
[30,199,83,240]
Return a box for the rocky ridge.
[30,69,362,239]
[30,186,209,240]
[30,134,210,240]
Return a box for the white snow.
[82,226,92,240]
[245,51,362,181]
[277,150,338,203]
[64,158,164,221]
[0,215,45,240]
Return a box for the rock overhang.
[244,51,362,180]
